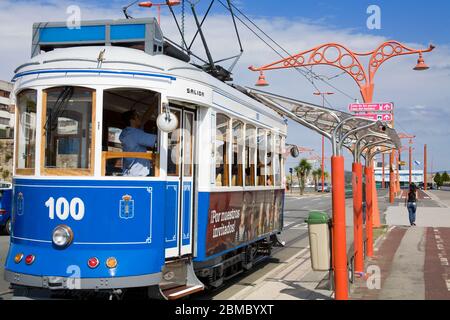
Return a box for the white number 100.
[45,197,85,221]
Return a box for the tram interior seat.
[102,88,160,176]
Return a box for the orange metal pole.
[389,151,395,203]
[372,167,381,228]
[157,5,161,25]
[424,144,427,190]
[365,166,374,257]
[352,162,364,273]
[322,136,325,192]
[409,146,412,185]
[331,156,348,300]
[396,151,401,193]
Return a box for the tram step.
[162,285,204,300]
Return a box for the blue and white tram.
[5,18,287,299]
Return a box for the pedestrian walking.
[405,183,419,226]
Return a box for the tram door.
[165,106,196,258]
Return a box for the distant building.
[374,161,423,188]
[0,80,14,181]
[0,80,14,139]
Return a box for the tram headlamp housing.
[52,225,74,248]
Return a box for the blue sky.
[1,0,449,172]
[239,1,449,45]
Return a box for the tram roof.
[245,87,401,153]
[15,46,205,79]
[12,46,287,130]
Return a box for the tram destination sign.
[348,102,394,112]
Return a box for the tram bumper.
[5,241,164,291]
[4,269,161,290]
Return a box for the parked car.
[0,181,12,235]
[316,183,331,192]
[418,182,436,190]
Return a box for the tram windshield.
[43,86,94,175]
[102,88,160,177]
[16,90,37,175]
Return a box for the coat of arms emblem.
[119,194,134,219]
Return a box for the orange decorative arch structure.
[249,41,435,103]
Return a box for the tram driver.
[119,109,157,176]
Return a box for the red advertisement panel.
[206,189,284,257]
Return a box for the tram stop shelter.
[244,87,401,300]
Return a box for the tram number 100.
[45,197,85,221]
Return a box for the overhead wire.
[218,0,358,106]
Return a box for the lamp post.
[139,0,181,25]
[424,144,428,190]
[249,40,434,301]
[250,41,435,103]
[314,91,334,192]
[409,146,416,185]
[398,133,416,186]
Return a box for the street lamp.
[255,71,269,86]
[249,40,434,301]
[398,133,416,187]
[139,0,181,25]
[414,52,430,71]
[249,41,435,103]
[314,91,334,192]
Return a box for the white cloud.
[0,0,449,170]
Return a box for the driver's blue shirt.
[119,127,157,176]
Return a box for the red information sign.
[348,103,394,112]
[356,113,393,122]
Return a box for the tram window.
[183,112,194,177]
[266,133,274,186]
[167,108,182,176]
[16,90,37,174]
[102,88,160,177]
[215,114,230,187]
[256,129,266,186]
[42,87,94,175]
[274,135,282,186]
[231,120,244,187]
[245,125,256,186]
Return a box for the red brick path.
[351,227,407,300]
[425,227,450,299]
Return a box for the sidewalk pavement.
[351,190,450,300]
[229,247,334,300]
[229,202,356,301]
[229,190,450,300]
[385,206,450,227]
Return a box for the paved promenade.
[229,189,450,300]
[351,189,450,300]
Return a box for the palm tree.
[312,168,320,190]
[295,159,312,195]
[312,167,330,191]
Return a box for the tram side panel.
[194,189,284,263]
[6,178,166,287]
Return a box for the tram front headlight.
[52,225,73,248]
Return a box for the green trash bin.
[306,211,331,271]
